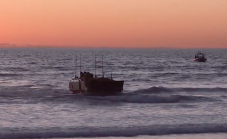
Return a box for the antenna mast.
[80,53,81,73]
[102,55,104,77]
[95,54,96,77]
[75,54,77,78]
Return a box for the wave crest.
[132,86,227,94]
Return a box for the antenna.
[95,54,96,77]
[75,54,77,78]
[102,55,104,77]
[80,53,81,73]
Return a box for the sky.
[0,0,227,48]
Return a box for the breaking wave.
[132,86,227,94]
[87,86,223,104]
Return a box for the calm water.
[1,48,227,138]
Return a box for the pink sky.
[0,0,227,48]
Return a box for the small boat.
[194,51,207,62]
[69,55,124,96]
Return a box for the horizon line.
[0,43,226,49]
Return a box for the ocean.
[1,48,227,139]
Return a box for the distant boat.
[194,51,207,62]
[69,55,124,96]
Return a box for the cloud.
[0,43,17,47]
[0,43,10,46]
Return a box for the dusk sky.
[0,0,226,48]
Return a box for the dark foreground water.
[1,48,227,139]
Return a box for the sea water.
[1,48,227,139]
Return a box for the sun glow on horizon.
[0,0,227,48]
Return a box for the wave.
[90,93,213,104]
[0,93,211,104]
[53,66,72,71]
[1,124,227,138]
[132,86,227,94]
[89,86,222,104]
[0,87,217,104]
[0,73,20,77]
[0,86,221,104]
